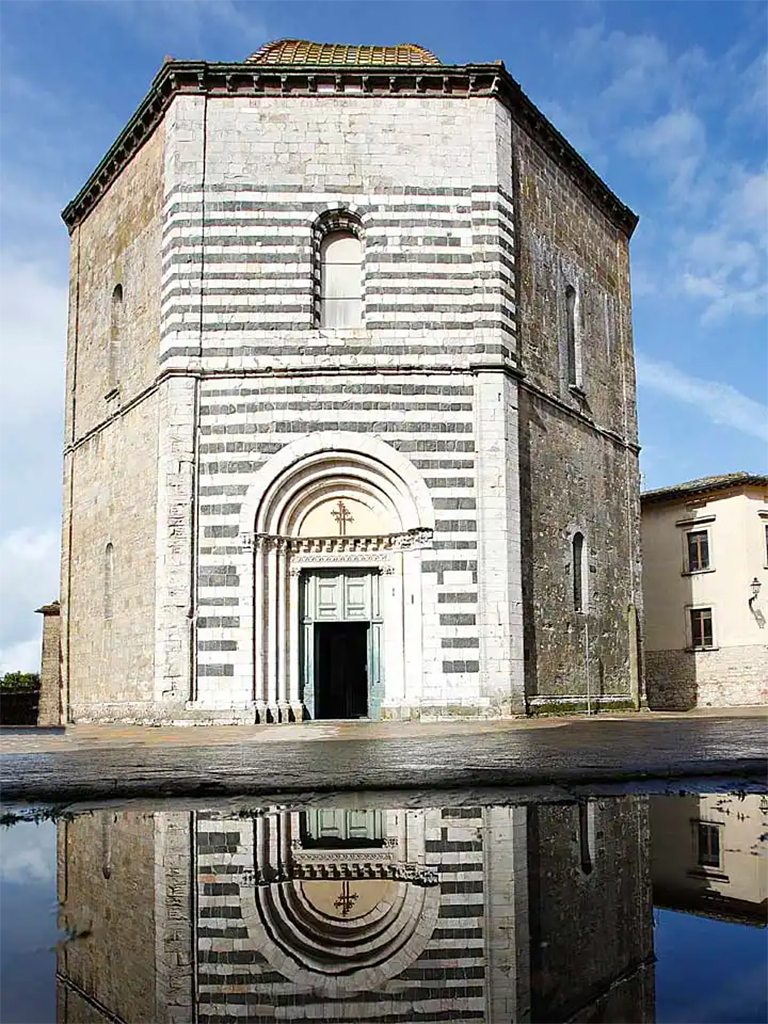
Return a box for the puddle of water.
[0,791,765,1023]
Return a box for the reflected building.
[57,799,654,1023]
[651,793,768,927]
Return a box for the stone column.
[35,601,61,726]
[154,376,196,709]
[474,370,525,713]
[154,812,194,1023]
[483,805,530,1022]
[288,568,303,722]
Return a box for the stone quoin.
[56,39,642,724]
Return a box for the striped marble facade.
[194,807,506,1024]
[159,184,515,351]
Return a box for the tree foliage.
[0,672,41,691]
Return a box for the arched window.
[572,531,586,612]
[101,812,113,880]
[578,799,595,876]
[104,542,114,620]
[108,283,123,390]
[319,231,363,328]
[565,284,578,387]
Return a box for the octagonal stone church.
[57,40,642,724]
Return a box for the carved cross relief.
[333,879,359,916]
[330,499,354,537]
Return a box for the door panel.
[316,577,343,619]
[344,576,369,619]
[303,808,384,847]
[299,569,383,720]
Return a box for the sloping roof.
[247,39,441,66]
[642,472,768,504]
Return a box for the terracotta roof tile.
[247,39,441,67]
[641,472,768,503]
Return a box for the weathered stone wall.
[191,372,499,713]
[65,396,159,718]
[57,811,158,1022]
[61,126,164,721]
[527,797,654,1022]
[646,645,768,709]
[512,121,642,708]
[66,125,164,439]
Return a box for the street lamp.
[749,578,762,605]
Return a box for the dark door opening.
[315,622,369,719]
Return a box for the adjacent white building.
[641,472,768,708]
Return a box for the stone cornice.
[61,59,638,236]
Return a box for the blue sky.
[0,0,765,670]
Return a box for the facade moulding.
[61,364,639,458]
[241,528,434,553]
[61,61,638,238]
[518,377,642,455]
[63,377,163,455]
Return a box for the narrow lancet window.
[578,799,595,875]
[108,283,123,390]
[320,232,362,327]
[565,284,578,386]
[572,531,585,612]
[104,542,114,620]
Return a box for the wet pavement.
[1,709,765,803]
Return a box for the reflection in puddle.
[1,793,766,1023]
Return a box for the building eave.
[641,472,768,506]
[61,59,639,237]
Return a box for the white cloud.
[0,261,68,428]
[636,352,768,441]
[0,822,57,885]
[553,23,767,326]
[0,528,60,675]
[95,0,269,57]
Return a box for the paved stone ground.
[1,708,765,803]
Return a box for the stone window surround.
[688,818,728,881]
[758,510,768,567]
[311,208,366,330]
[685,603,718,652]
[676,514,716,576]
[560,270,586,399]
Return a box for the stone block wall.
[65,397,159,719]
[527,796,654,1021]
[512,120,642,709]
[646,645,768,709]
[62,121,165,722]
[192,372,488,710]
[155,89,525,718]
[57,811,158,1022]
[64,125,164,441]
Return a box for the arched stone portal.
[239,807,441,995]
[239,434,435,723]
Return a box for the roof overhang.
[61,59,639,238]
[642,472,768,506]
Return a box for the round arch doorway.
[239,434,435,724]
